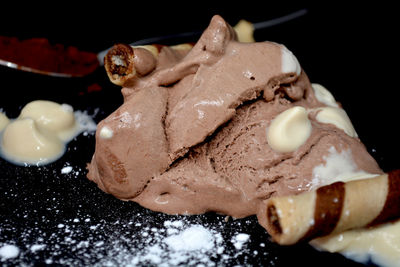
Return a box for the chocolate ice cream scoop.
[87,15,382,221]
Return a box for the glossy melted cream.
[309,145,398,267]
[312,220,400,267]
[0,100,96,165]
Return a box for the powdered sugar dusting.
[232,233,250,250]
[91,218,253,267]
[164,224,215,251]
[124,223,222,266]
[0,244,20,260]
[0,205,268,266]
[61,166,73,174]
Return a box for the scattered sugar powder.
[74,109,98,134]
[164,225,214,251]
[30,244,46,252]
[0,244,20,260]
[0,210,266,266]
[232,233,250,250]
[108,221,227,267]
[61,166,73,174]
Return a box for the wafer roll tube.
[104,43,193,86]
[264,170,400,245]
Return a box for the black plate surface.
[0,4,398,267]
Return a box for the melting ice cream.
[87,15,382,219]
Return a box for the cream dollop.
[267,106,312,153]
[0,100,96,165]
[19,101,77,141]
[281,45,301,76]
[315,107,357,138]
[1,118,64,164]
[311,83,339,107]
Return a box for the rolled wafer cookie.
[104,43,193,86]
[103,19,257,86]
[264,170,400,245]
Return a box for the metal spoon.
[0,9,308,78]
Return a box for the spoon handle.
[97,8,308,66]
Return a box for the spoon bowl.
[0,58,77,78]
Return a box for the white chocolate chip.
[311,83,339,107]
[315,107,357,137]
[99,126,113,139]
[267,106,312,153]
[281,45,301,76]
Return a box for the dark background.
[0,2,399,266]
